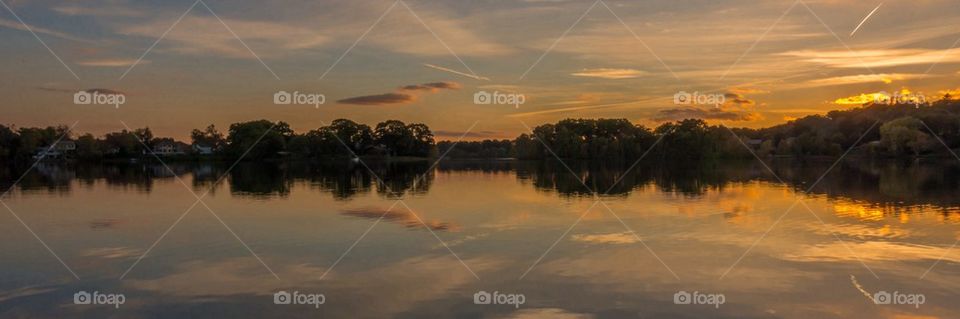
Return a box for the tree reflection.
[3,159,959,216]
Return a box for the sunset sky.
[2,0,960,140]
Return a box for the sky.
[1,0,960,141]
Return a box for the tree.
[880,116,931,157]
[406,123,434,157]
[226,120,292,160]
[16,126,66,159]
[190,124,226,149]
[329,119,373,155]
[75,133,101,159]
[0,124,17,160]
[374,120,410,156]
[103,130,139,157]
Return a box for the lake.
[0,159,958,318]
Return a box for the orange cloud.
[571,68,647,79]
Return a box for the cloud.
[507,100,642,118]
[724,93,756,107]
[652,107,761,122]
[780,48,960,69]
[337,93,416,105]
[84,88,126,95]
[833,92,887,105]
[802,73,930,87]
[728,87,769,95]
[400,81,461,91]
[364,8,513,58]
[833,89,924,105]
[77,59,146,67]
[570,232,639,245]
[0,18,88,42]
[570,68,646,79]
[81,247,142,259]
[423,64,490,81]
[341,207,459,231]
[340,81,460,105]
[35,82,75,93]
[118,16,330,58]
[52,5,144,17]
[497,308,595,319]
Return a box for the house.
[32,140,76,159]
[32,147,61,159]
[746,139,764,150]
[53,141,76,152]
[152,139,189,156]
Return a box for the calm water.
[1,159,959,318]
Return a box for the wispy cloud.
[52,5,144,17]
[801,73,929,87]
[339,81,461,105]
[400,81,461,91]
[77,58,147,67]
[337,93,416,105]
[570,232,639,245]
[118,16,330,58]
[0,18,88,42]
[506,100,641,118]
[571,68,646,79]
[423,63,489,81]
[35,82,76,93]
[780,49,960,69]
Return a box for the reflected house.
[192,143,215,155]
[33,140,76,159]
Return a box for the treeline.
[0,119,435,162]
[446,100,960,159]
[4,99,960,162]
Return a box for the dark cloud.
[35,86,74,93]
[724,93,755,106]
[433,130,504,139]
[341,207,459,231]
[85,88,126,95]
[337,93,416,105]
[400,81,461,91]
[36,86,127,95]
[339,81,460,105]
[652,107,761,122]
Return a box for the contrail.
[850,3,882,37]
[423,63,490,81]
[850,275,876,303]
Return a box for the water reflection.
[1,159,959,318]
[4,160,960,216]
